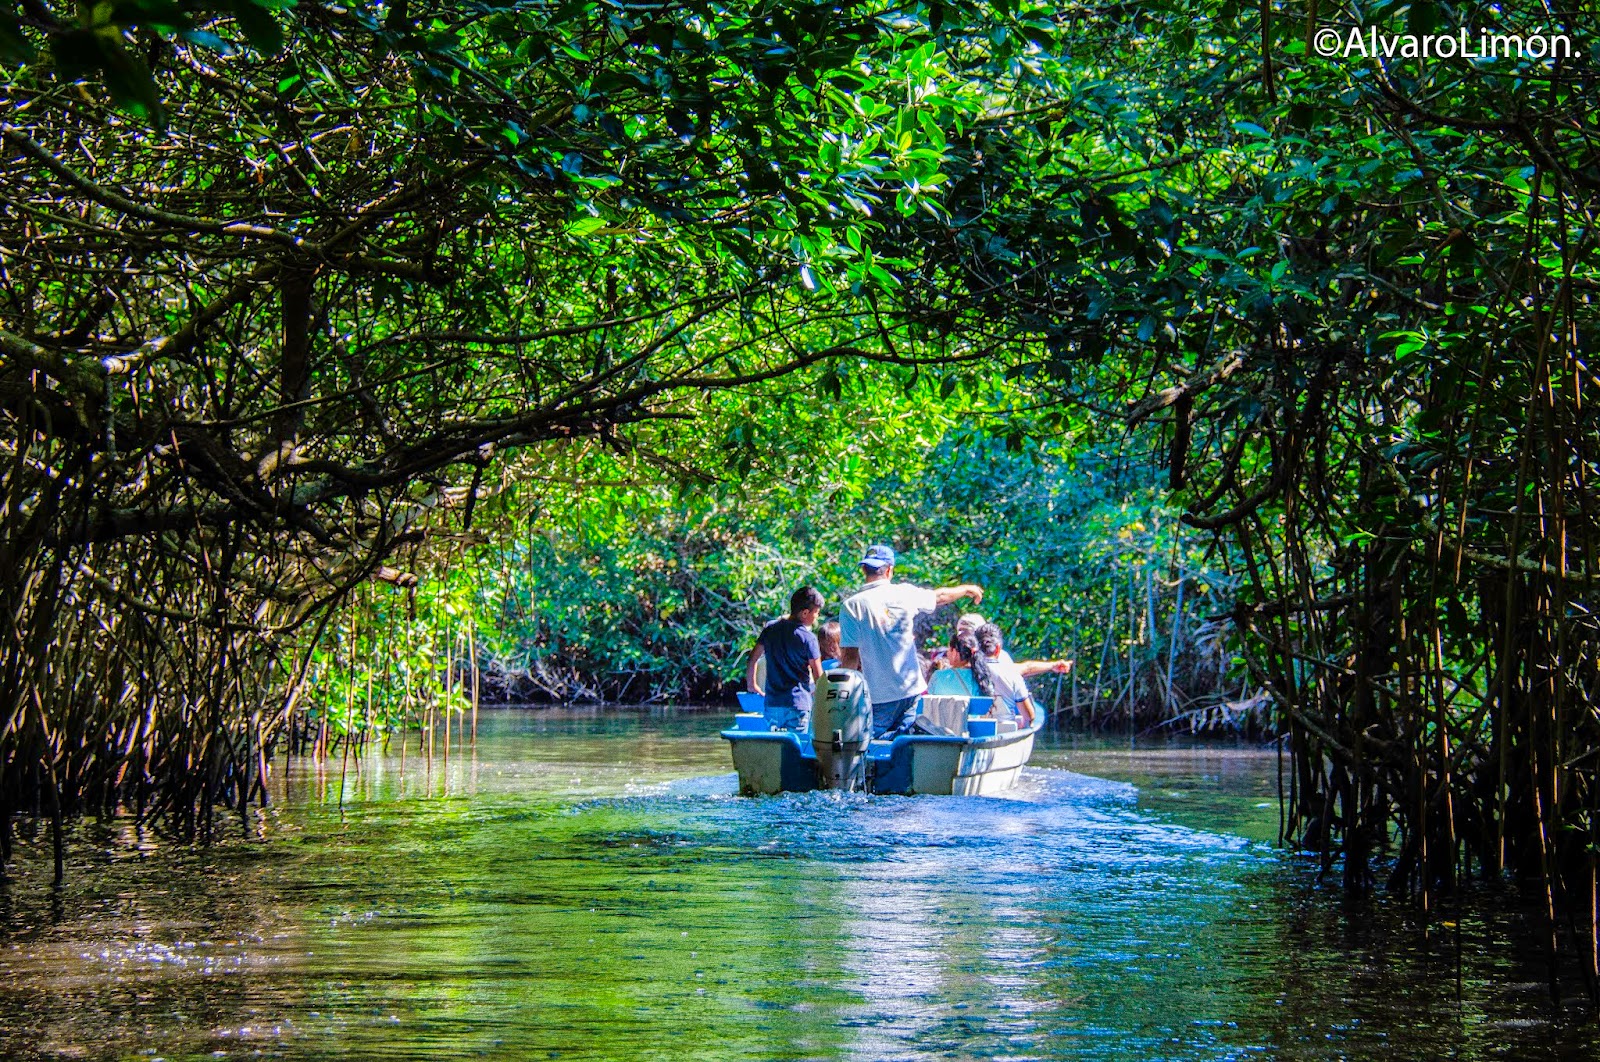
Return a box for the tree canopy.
[1,0,1073,838]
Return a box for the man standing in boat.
[839,545,984,738]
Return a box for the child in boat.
[818,619,843,670]
[975,623,1037,727]
[745,587,825,732]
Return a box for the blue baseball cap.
[860,544,896,570]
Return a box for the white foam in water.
[596,765,1254,874]
[634,772,740,798]
[1000,766,1139,803]
[636,766,1131,805]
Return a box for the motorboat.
[721,668,1042,796]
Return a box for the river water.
[0,708,1595,1060]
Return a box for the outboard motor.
[812,668,871,791]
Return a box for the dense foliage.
[304,374,1249,741]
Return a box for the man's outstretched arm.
[932,583,984,607]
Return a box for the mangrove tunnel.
[3,0,1600,1047]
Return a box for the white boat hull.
[951,730,1035,795]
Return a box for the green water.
[0,709,1595,1060]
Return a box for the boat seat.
[917,695,971,735]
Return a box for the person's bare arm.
[841,647,861,670]
[1015,697,1037,727]
[745,644,765,693]
[809,658,824,682]
[932,583,984,607]
[1017,659,1073,678]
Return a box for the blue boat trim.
[719,728,818,793]
[723,727,1029,794]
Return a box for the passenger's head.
[789,586,824,624]
[859,543,895,580]
[956,612,986,637]
[975,622,1004,659]
[947,630,976,666]
[952,630,994,696]
[818,620,842,660]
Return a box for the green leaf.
[231,0,285,55]
[182,29,232,52]
[49,28,102,79]
[0,8,34,61]
[58,28,167,129]
[1407,0,1439,36]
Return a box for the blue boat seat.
[733,713,770,732]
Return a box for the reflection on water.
[0,709,1594,1060]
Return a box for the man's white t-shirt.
[840,580,938,703]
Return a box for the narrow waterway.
[0,709,1593,1060]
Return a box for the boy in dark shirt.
[745,587,824,731]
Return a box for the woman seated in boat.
[926,630,995,700]
[975,623,1038,728]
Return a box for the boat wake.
[607,765,1255,870]
[631,764,1135,807]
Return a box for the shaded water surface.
[0,710,1595,1060]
